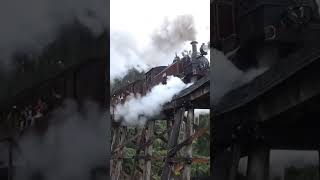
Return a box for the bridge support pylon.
[182,108,194,180]
[161,107,185,180]
[228,144,242,180]
[211,147,233,180]
[143,120,155,180]
[247,144,270,180]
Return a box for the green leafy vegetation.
[111,68,145,94]
[191,114,210,178]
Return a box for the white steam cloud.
[13,100,108,180]
[185,109,210,118]
[212,49,267,103]
[110,15,197,81]
[114,76,191,126]
[194,109,210,118]
[0,0,107,66]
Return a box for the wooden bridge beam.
[131,128,145,180]
[318,149,320,180]
[111,126,127,180]
[247,144,270,180]
[211,147,233,180]
[228,144,242,180]
[182,109,194,180]
[144,120,155,180]
[211,144,242,180]
[161,107,185,180]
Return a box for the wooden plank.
[137,127,171,151]
[247,145,270,180]
[144,121,155,180]
[183,109,194,180]
[228,144,242,180]
[112,132,140,154]
[112,127,127,180]
[168,128,208,157]
[167,118,173,140]
[110,125,120,176]
[8,113,13,180]
[157,133,168,143]
[130,128,145,180]
[319,150,320,180]
[161,108,185,180]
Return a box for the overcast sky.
[110,0,210,80]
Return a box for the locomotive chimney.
[191,41,198,58]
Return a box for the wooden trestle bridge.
[110,75,210,180]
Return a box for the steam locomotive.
[111,41,210,106]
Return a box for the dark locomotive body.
[111,41,210,106]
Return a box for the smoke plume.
[13,100,108,180]
[114,76,191,126]
[0,0,107,67]
[110,15,197,81]
[212,49,267,103]
[150,15,196,52]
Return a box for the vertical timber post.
[247,144,270,180]
[182,109,194,180]
[228,144,242,180]
[211,147,233,179]
[131,128,145,180]
[167,117,173,140]
[144,120,155,180]
[161,107,185,180]
[8,113,13,180]
[318,149,320,180]
[112,126,127,180]
[110,124,119,179]
[8,138,13,180]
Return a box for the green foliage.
[192,114,210,177]
[111,68,145,94]
[192,163,210,177]
[123,147,136,158]
[122,147,136,174]
[194,114,210,157]
[152,121,168,180]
